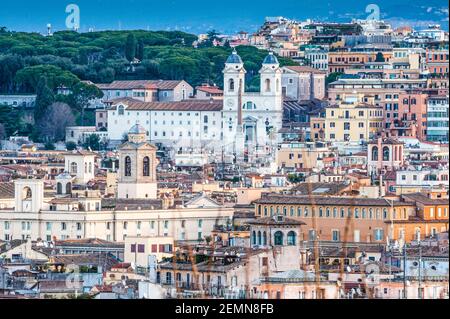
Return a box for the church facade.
[222,50,283,160]
[105,50,284,161]
[117,124,158,199]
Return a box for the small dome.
[226,49,243,64]
[129,124,146,134]
[263,51,279,64]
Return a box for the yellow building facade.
[311,95,384,142]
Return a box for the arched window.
[369,208,373,219]
[270,206,274,216]
[283,206,287,216]
[371,146,379,161]
[297,207,302,217]
[124,156,132,177]
[362,208,366,219]
[326,208,330,217]
[287,231,296,246]
[118,105,125,115]
[70,162,77,174]
[84,162,88,174]
[355,208,359,218]
[66,182,72,195]
[393,209,397,219]
[376,208,381,219]
[263,231,267,245]
[333,207,337,218]
[229,79,235,92]
[203,115,208,123]
[89,162,92,173]
[382,146,390,161]
[290,207,294,216]
[257,231,262,245]
[143,156,150,177]
[244,101,256,110]
[383,209,388,219]
[274,231,284,246]
[340,208,345,218]
[22,187,32,200]
[265,78,271,92]
[319,207,323,217]
[252,231,256,245]
[56,182,62,195]
[304,207,309,217]
[347,208,352,218]
[264,207,268,216]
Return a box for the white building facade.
[105,51,284,162]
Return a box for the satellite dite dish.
[346,266,352,273]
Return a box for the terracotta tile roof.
[0,182,14,199]
[402,193,449,206]
[97,80,185,90]
[108,97,223,111]
[101,198,163,210]
[291,182,351,196]
[49,253,118,269]
[54,238,123,248]
[196,85,223,95]
[255,194,414,207]
[284,65,326,74]
[92,284,113,292]
[112,262,132,269]
[64,150,98,156]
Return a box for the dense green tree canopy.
[0,28,297,93]
[0,27,298,144]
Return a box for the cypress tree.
[34,76,55,122]
[136,40,145,61]
[125,33,137,62]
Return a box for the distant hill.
[0,0,447,34]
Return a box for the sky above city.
[0,0,448,34]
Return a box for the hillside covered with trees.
[0,28,296,93]
[0,28,297,145]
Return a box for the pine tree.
[125,33,137,62]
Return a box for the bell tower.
[259,51,282,108]
[117,124,159,199]
[223,49,246,112]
